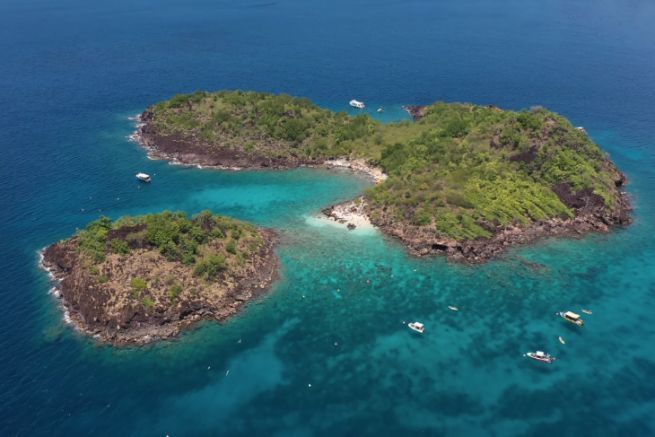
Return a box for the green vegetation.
[193,255,227,280]
[130,277,147,292]
[110,238,130,255]
[147,91,624,241]
[167,284,183,301]
[142,296,155,309]
[75,211,265,276]
[148,90,377,160]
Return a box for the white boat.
[576,126,587,134]
[349,99,365,109]
[558,311,584,326]
[408,322,424,334]
[136,172,151,182]
[581,308,593,315]
[558,336,566,345]
[377,107,384,113]
[448,306,459,312]
[526,351,556,363]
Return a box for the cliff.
[42,211,278,345]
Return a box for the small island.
[42,211,278,345]
[135,91,631,262]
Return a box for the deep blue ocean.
[2,0,655,435]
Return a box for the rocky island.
[42,211,278,345]
[135,91,631,262]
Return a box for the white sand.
[323,159,388,184]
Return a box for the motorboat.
[558,311,584,326]
[136,172,151,182]
[581,309,593,315]
[349,99,365,109]
[377,107,384,113]
[526,351,556,363]
[558,336,566,345]
[408,322,424,334]
[448,306,459,312]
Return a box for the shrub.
[193,255,227,280]
[413,209,432,226]
[440,118,468,138]
[226,240,237,255]
[517,112,542,131]
[445,192,475,209]
[130,277,147,291]
[77,216,112,262]
[110,238,130,255]
[182,253,196,265]
[167,284,183,301]
[142,296,155,309]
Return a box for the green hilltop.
[144,91,627,242]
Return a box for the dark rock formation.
[42,230,279,346]
[402,105,428,120]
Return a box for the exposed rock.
[366,186,631,263]
[509,145,538,163]
[402,105,428,120]
[322,197,374,230]
[41,229,279,346]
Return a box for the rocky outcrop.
[42,230,278,346]
[402,105,428,120]
[136,112,389,185]
[363,174,631,263]
[321,197,374,230]
[137,111,316,170]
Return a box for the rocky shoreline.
[320,181,631,263]
[374,206,632,263]
[132,113,387,183]
[321,197,374,230]
[402,105,428,120]
[41,229,279,346]
[134,101,633,264]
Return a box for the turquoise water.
[2,0,655,434]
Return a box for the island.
[134,91,631,262]
[42,211,278,345]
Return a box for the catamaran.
[349,99,365,109]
